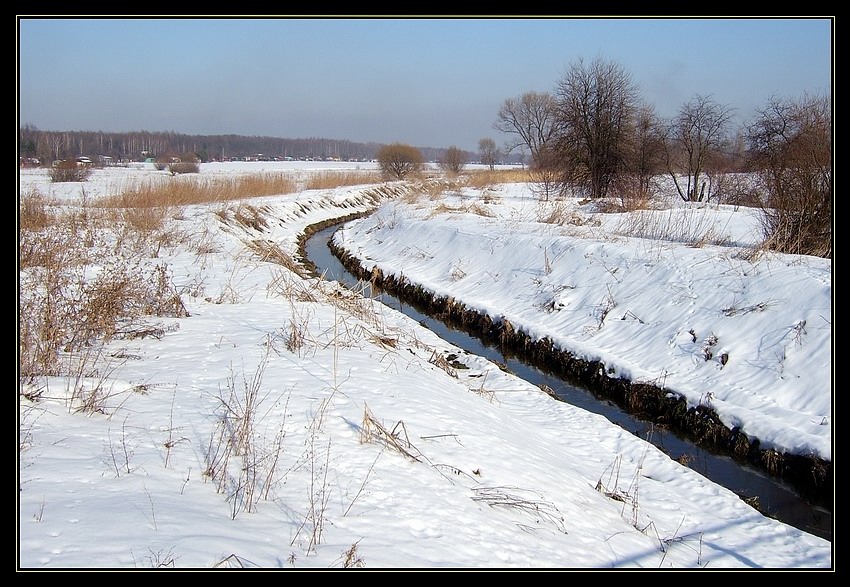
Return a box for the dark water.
[305,224,833,542]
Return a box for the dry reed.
[303,170,382,190]
[464,168,532,189]
[97,173,299,208]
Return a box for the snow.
[18,161,833,569]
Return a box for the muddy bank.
[295,212,367,274]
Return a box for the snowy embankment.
[333,185,832,463]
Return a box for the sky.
[18,161,832,569]
[17,16,834,152]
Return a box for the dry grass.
[19,188,59,232]
[19,188,189,384]
[464,168,532,189]
[359,404,422,462]
[536,200,590,227]
[267,267,318,304]
[97,173,299,208]
[428,349,459,378]
[407,178,462,202]
[94,169,390,211]
[19,251,188,381]
[471,485,566,533]
[303,170,382,190]
[245,238,306,276]
[203,353,291,519]
[478,188,503,205]
[425,200,493,220]
[229,204,271,232]
[467,202,495,217]
[321,281,384,329]
[335,541,366,568]
[427,202,466,218]
[121,205,173,233]
[613,207,731,247]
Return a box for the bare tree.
[478,138,499,170]
[527,142,562,201]
[663,94,734,202]
[439,146,467,174]
[747,93,832,258]
[552,56,641,199]
[614,103,665,205]
[494,91,558,166]
[376,143,424,180]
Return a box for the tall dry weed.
[19,200,188,383]
[98,173,299,208]
[121,205,172,233]
[465,168,532,189]
[303,170,382,190]
[19,189,57,232]
[614,206,730,247]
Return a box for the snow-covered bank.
[333,185,832,464]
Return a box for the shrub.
[168,161,200,175]
[376,143,424,180]
[747,94,832,258]
[50,160,91,183]
[439,146,467,175]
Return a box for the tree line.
[486,55,832,258]
[16,126,464,166]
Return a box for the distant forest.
[17,125,517,166]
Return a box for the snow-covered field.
[18,162,832,569]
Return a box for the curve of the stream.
[302,221,833,543]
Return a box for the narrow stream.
[305,224,833,542]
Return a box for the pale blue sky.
[17,16,833,152]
